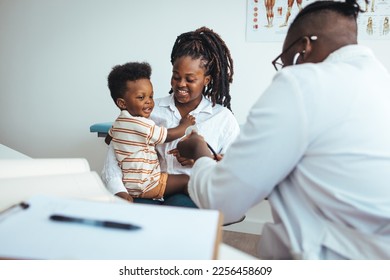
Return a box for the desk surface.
[0,143,257,260]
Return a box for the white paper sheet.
[0,171,118,211]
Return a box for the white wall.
[1,0,389,172]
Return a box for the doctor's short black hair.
[292,0,367,24]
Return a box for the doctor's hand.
[177,132,213,162]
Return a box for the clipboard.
[0,195,222,260]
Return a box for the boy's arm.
[165,114,195,142]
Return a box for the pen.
[206,143,219,161]
[49,214,141,230]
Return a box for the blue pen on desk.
[49,214,141,230]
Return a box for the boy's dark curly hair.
[108,62,151,103]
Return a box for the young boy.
[106,62,195,202]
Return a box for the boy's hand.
[179,114,196,127]
[115,192,134,203]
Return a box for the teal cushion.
[90,122,112,137]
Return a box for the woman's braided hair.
[170,27,234,111]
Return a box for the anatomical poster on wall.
[246,0,390,42]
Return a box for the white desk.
[0,143,256,260]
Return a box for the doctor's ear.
[300,35,318,62]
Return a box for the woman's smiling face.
[170,56,210,107]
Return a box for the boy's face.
[116,79,154,118]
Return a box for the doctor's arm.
[177,72,308,224]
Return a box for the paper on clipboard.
[0,195,222,260]
[0,171,120,211]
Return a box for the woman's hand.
[168,148,195,167]
[214,154,224,161]
[115,192,134,203]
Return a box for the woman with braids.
[178,0,390,259]
[102,27,240,208]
